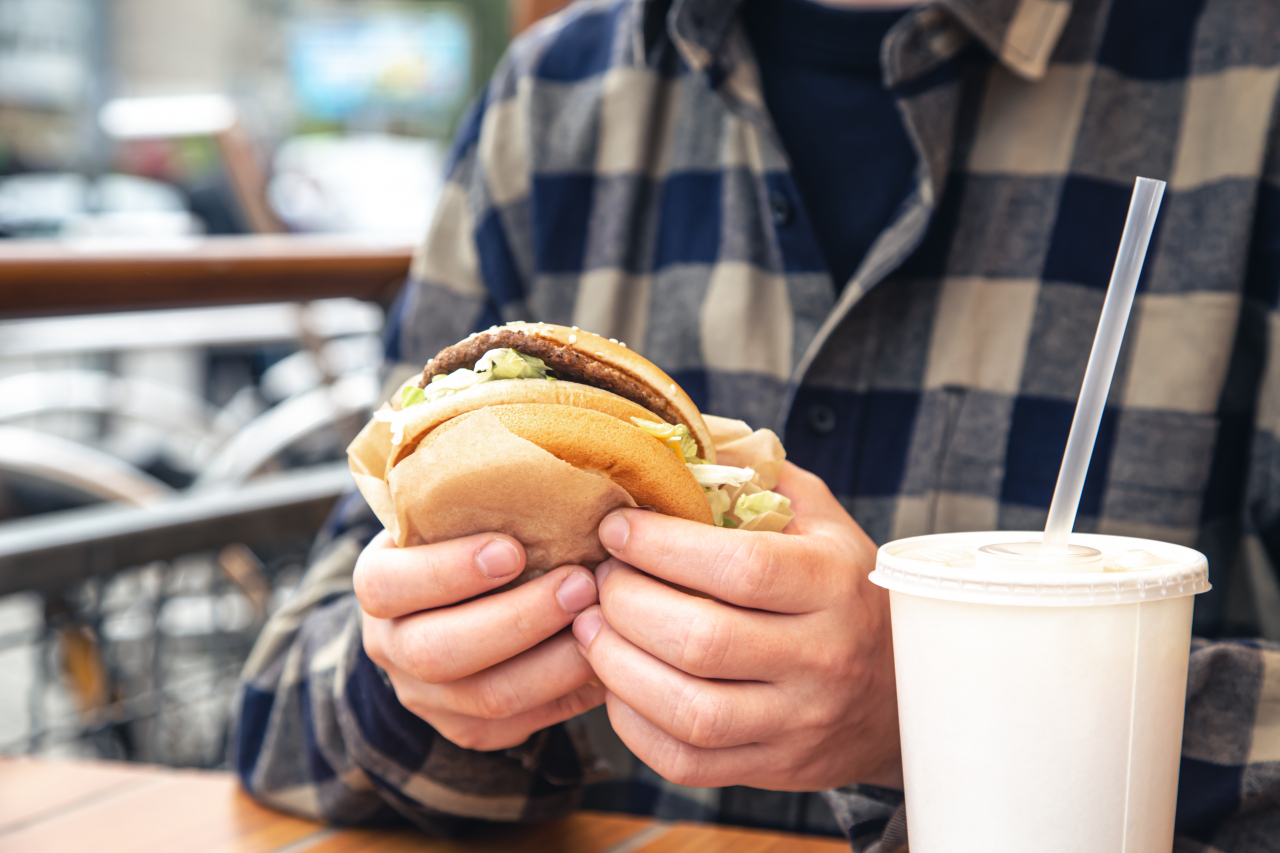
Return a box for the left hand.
[571,462,902,791]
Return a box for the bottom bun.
[422,404,714,526]
[387,406,636,586]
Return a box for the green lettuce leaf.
[418,348,550,402]
[479,348,549,380]
[733,490,792,525]
[703,487,731,527]
[400,385,426,409]
[383,348,552,444]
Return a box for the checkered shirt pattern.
[234,0,1280,849]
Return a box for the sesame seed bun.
[425,322,716,463]
[421,404,714,525]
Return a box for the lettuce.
[382,348,552,443]
[400,386,426,408]
[733,490,792,525]
[703,486,731,527]
[687,463,756,488]
[420,348,549,402]
[478,348,548,380]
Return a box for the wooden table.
[0,759,850,853]
[0,236,414,318]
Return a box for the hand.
[356,530,605,751]
[572,462,901,791]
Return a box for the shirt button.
[769,190,793,227]
[807,402,837,435]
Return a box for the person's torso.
[393,0,1280,833]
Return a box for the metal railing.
[0,464,353,764]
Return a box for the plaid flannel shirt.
[234,0,1280,849]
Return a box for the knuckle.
[556,683,605,718]
[796,694,834,735]
[402,627,461,684]
[726,538,783,602]
[807,638,851,681]
[469,673,523,721]
[678,613,732,677]
[499,592,547,646]
[437,720,494,751]
[789,685,839,739]
[652,739,709,787]
[645,527,682,576]
[677,685,735,749]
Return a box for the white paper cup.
[869,531,1211,853]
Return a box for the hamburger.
[348,322,791,584]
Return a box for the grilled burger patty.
[419,329,685,429]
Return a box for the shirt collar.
[636,0,1074,81]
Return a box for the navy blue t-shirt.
[741,0,917,291]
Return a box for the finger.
[385,565,598,683]
[426,682,607,753]
[416,631,597,720]
[597,508,828,613]
[354,530,528,619]
[596,560,797,681]
[605,693,778,790]
[574,606,782,750]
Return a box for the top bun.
[420,322,716,464]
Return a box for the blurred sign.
[288,6,471,129]
[0,0,90,109]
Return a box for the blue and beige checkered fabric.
[235,0,1280,849]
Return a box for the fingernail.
[556,572,597,614]
[475,539,521,579]
[594,559,615,587]
[599,512,630,553]
[573,609,604,648]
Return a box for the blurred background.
[0,0,563,768]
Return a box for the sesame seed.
[619,342,627,348]
[609,338,618,344]
[669,383,676,392]
[595,351,604,357]
[569,334,577,344]
[572,326,579,331]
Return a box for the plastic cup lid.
[870,531,1210,607]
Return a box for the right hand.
[356,530,605,751]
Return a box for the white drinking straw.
[1041,177,1166,553]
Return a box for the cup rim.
[870,531,1210,607]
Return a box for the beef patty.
[420,329,684,428]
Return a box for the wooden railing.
[0,235,414,318]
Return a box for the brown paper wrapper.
[347,406,793,585]
[704,414,785,492]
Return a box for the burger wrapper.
[346,407,792,583]
[349,407,636,582]
[704,414,785,492]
